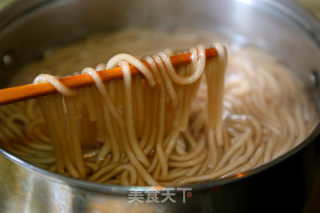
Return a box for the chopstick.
[0,47,218,106]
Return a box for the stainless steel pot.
[0,0,320,212]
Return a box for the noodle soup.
[0,29,317,186]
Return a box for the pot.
[0,0,319,212]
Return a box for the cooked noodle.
[0,30,317,186]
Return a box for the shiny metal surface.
[0,0,320,212]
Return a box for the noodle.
[0,30,317,186]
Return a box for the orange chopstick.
[0,48,218,106]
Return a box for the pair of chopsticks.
[0,48,218,106]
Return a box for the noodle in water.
[0,30,317,186]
